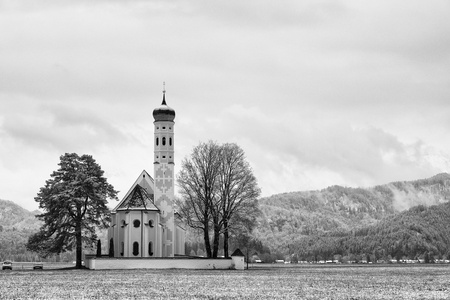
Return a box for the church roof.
[153,92,175,122]
[112,170,157,212]
[231,249,245,257]
[116,184,159,211]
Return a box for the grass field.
[1,264,450,299]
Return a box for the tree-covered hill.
[0,198,110,262]
[254,173,450,256]
[0,199,42,261]
[295,201,450,262]
[0,199,40,230]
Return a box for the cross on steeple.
[162,82,167,105]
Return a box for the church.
[107,91,186,258]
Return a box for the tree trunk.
[76,225,82,268]
[223,219,229,258]
[203,222,212,258]
[212,222,221,258]
[75,206,83,269]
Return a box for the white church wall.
[142,211,159,257]
[175,225,185,255]
[85,257,243,270]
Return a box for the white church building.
[86,91,244,270]
[107,91,186,258]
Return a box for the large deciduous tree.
[177,141,260,258]
[218,143,261,257]
[177,141,222,258]
[26,153,118,268]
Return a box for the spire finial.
[162,82,167,105]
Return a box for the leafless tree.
[177,141,222,257]
[177,141,260,258]
[218,143,261,257]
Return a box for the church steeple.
[153,86,175,257]
[153,86,175,122]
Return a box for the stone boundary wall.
[85,256,244,270]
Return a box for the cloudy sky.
[1,0,449,211]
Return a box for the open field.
[1,264,450,299]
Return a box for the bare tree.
[177,141,222,257]
[218,143,261,257]
[177,141,260,258]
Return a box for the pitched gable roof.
[116,184,159,211]
[231,249,245,257]
[112,170,156,212]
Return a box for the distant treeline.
[291,202,450,263]
[0,227,77,262]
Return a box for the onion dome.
[153,92,175,122]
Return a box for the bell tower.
[152,86,175,257]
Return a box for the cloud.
[201,104,449,196]
[1,0,449,210]
[0,97,131,152]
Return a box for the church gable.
[116,184,159,211]
[112,170,156,212]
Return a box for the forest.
[291,202,450,263]
[251,173,450,262]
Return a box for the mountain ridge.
[254,173,450,254]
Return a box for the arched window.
[149,220,154,228]
[148,242,153,256]
[156,137,159,146]
[169,137,172,146]
[133,242,139,256]
[133,219,140,228]
[162,137,166,146]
